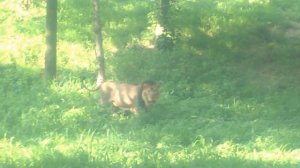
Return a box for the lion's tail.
[81,77,103,92]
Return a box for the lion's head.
[141,81,160,107]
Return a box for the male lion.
[83,80,160,115]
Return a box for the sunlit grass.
[0,133,299,167]
[1,0,300,167]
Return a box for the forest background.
[1,0,300,167]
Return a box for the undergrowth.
[1,0,300,167]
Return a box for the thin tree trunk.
[155,0,174,50]
[155,0,170,39]
[44,0,57,81]
[160,0,170,31]
[92,0,105,84]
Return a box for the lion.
[83,80,160,115]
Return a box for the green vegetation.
[1,0,300,167]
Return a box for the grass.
[1,0,300,167]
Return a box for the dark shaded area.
[1,0,300,167]
[0,150,297,168]
[0,64,103,139]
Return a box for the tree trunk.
[155,0,173,50]
[155,0,170,38]
[92,0,105,84]
[160,0,170,32]
[44,0,57,81]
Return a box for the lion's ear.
[142,83,151,88]
[153,84,159,89]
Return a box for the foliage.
[1,0,300,167]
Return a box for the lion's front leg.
[129,107,139,117]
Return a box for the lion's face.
[141,83,160,106]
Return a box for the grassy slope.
[1,0,300,167]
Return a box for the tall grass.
[1,0,300,167]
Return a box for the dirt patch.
[271,21,300,39]
[284,22,300,38]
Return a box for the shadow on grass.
[1,57,299,168]
[0,150,122,168]
[0,64,46,137]
[1,153,297,168]
[169,157,298,168]
[0,64,107,139]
